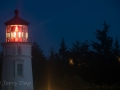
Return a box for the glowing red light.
[6,25,28,42]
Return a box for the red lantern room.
[4,9,29,42]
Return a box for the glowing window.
[18,32,21,38]
[26,33,28,38]
[69,58,74,65]
[6,33,10,38]
[118,57,120,62]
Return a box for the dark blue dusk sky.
[0,0,120,56]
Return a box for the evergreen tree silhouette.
[32,41,47,90]
[91,22,116,84]
[59,38,68,66]
[113,37,120,57]
[91,22,113,55]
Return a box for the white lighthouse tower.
[1,10,34,90]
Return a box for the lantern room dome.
[4,9,29,26]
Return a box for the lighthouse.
[1,10,34,90]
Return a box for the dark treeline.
[1,22,120,90]
[32,22,120,90]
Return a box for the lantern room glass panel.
[6,25,28,42]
